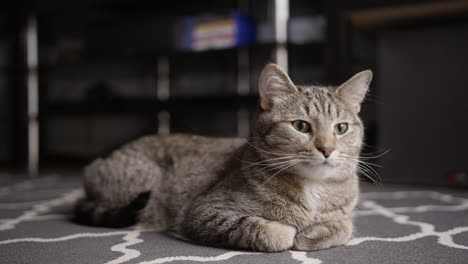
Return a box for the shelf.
[166,94,258,112]
[43,99,160,115]
[97,0,238,17]
[84,39,326,61]
[43,95,259,116]
[174,41,325,55]
[36,41,326,72]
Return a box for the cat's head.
[253,63,372,182]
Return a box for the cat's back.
[109,133,246,185]
[123,133,245,162]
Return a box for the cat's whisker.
[349,160,380,181]
[340,153,383,166]
[339,158,382,185]
[361,142,385,149]
[346,158,383,182]
[356,163,381,184]
[261,160,301,185]
[352,164,379,185]
[250,161,288,177]
[250,159,298,174]
[243,139,296,157]
[340,155,383,168]
[235,156,296,169]
[358,149,391,159]
[350,164,375,184]
[250,158,304,176]
[356,167,381,186]
[237,160,296,189]
[361,163,382,183]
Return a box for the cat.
[75,63,372,252]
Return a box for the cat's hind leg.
[74,191,150,227]
[75,147,162,227]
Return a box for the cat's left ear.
[258,63,298,110]
[335,70,372,113]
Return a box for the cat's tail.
[73,191,151,228]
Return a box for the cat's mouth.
[294,159,338,180]
[302,159,336,168]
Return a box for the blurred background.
[0,0,467,187]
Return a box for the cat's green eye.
[335,123,349,135]
[292,120,311,133]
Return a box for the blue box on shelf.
[176,12,256,52]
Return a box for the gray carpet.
[1,174,467,264]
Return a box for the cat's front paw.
[253,218,297,252]
[292,219,352,251]
[244,217,297,252]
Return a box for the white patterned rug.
[0,175,467,263]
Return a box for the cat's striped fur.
[75,63,372,251]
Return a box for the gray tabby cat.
[75,63,372,252]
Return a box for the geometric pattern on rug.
[1,175,467,264]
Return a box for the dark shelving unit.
[44,95,259,115]
[3,0,331,171]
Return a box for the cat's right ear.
[258,63,298,110]
[335,70,372,113]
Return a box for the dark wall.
[378,23,468,186]
[0,38,9,162]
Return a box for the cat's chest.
[297,184,353,223]
[264,185,326,228]
[300,184,358,222]
[302,185,324,211]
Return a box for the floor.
[0,174,467,264]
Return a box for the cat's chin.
[293,161,337,181]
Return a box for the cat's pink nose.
[317,146,335,158]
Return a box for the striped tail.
[74,191,151,228]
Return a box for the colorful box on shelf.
[177,12,256,52]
